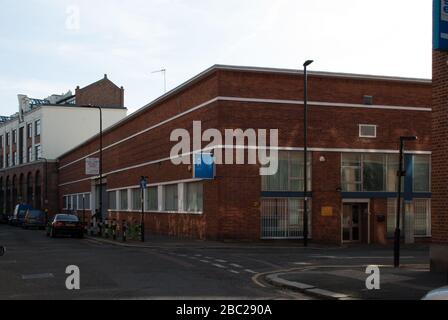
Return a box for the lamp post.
[394,136,418,268]
[81,105,103,227]
[303,60,313,247]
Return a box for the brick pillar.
[431,50,448,273]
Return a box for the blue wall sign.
[434,0,448,51]
[193,153,215,180]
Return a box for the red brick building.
[58,65,432,244]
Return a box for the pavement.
[1,224,445,300]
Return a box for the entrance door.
[343,203,367,243]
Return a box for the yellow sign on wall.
[321,207,334,217]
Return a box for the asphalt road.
[0,224,433,300]
[0,225,311,300]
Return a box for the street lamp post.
[303,60,313,247]
[394,136,418,268]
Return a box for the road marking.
[294,262,313,266]
[200,260,210,264]
[245,269,257,274]
[22,273,54,280]
[215,259,227,263]
[205,257,213,259]
[230,263,243,269]
[0,260,17,264]
[195,254,202,257]
[213,264,226,269]
[229,270,240,274]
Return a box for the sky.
[0,0,432,116]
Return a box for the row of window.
[261,151,431,194]
[62,182,204,214]
[63,193,92,211]
[1,145,42,168]
[108,182,204,213]
[0,120,41,149]
[341,153,430,193]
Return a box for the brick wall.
[432,51,448,245]
[58,67,432,241]
[75,76,125,109]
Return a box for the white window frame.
[359,124,377,138]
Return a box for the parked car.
[9,204,33,226]
[46,214,84,238]
[22,210,47,230]
[423,286,448,300]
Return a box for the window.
[342,154,399,193]
[27,147,33,162]
[341,154,362,192]
[359,125,377,138]
[78,193,91,210]
[145,187,158,211]
[386,155,399,192]
[131,189,142,211]
[84,193,92,210]
[363,95,374,105]
[72,195,78,210]
[12,130,17,144]
[414,199,431,236]
[260,198,311,239]
[77,194,85,210]
[363,154,385,191]
[387,198,431,237]
[186,182,203,213]
[35,145,42,159]
[6,154,10,167]
[0,135,3,148]
[119,189,128,210]
[108,191,117,210]
[27,123,32,138]
[35,120,41,136]
[262,151,311,192]
[6,133,10,146]
[67,196,72,210]
[12,152,17,166]
[63,196,68,209]
[164,184,178,211]
[413,155,431,192]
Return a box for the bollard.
[122,220,127,242]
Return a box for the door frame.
[341,199,371,245]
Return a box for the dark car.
[22,210,47,230]
[46,214,84,238]
[9,204,33,226]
